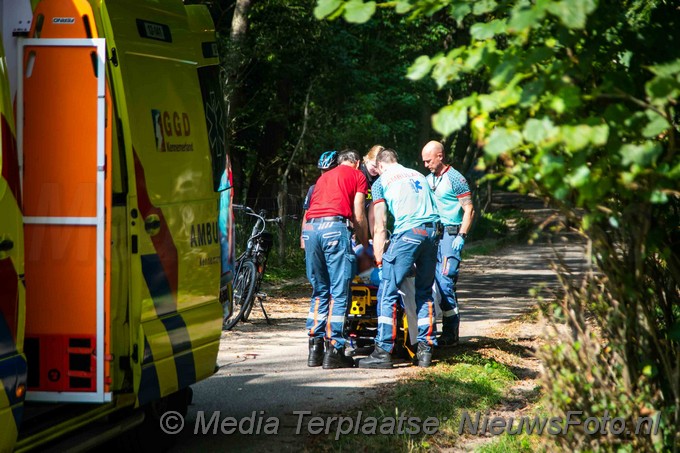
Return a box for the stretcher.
[346,275,443,358]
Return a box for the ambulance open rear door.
[17,35,111,403]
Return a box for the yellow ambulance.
[0,0,232,449]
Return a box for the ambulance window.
[197,66,229,192]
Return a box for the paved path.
[170,197,587,452]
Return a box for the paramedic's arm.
[372,201,387,265]
[352,192,369,249]
[459,195,475,235]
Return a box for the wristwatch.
[457,233,467,239]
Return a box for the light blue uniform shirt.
[425,166,471,226]
[372,164,440,234]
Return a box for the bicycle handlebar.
[233,205,297,223]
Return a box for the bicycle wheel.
[224,260,257,330]
[240,261,260,322]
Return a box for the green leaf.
[473,0,498,16]
[490,55,521,88]
[648,58,680,77]
[314,0,342,19]
[642,112,671,138]
[407,55,433,81]
[470,19,507,40]
[523,117,558,144]
[566,165,590,188]
[540,153,564,174]
[642,364,657,378]
[508,6,545,32]
[343,0,376,23]
[546,0,596,29]
[620,142,663,166]
[590,124,609,146]
[549,85,581,114]
[650,190,668,204]
[485,128,523,157]
[431,59,461,88]
[561,125,591,151]
[477,87,520,112]
[645,76,679,100]
[464,45,485,70]
[432,103,468,136]
[450,3,472,24]
[394,1,412,13]
[519,79,545,106]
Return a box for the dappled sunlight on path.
[170,194,588,452]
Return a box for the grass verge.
[477,433,536,453]
[307,353,517,452]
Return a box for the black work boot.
[322,344,355,369]
[307,337,324,367]
[358,345,393,369]
[436,329,459,348]
[416,342,433,368]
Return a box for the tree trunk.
[224,0,253,198]
[230,0,251,41]
[277,83,313,266]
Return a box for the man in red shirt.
[302,150,369,369]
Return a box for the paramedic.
[303,150,369,369]
[421,140,475,346]
[358,148,440,369]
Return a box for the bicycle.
[223,205,281,330]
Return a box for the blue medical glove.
[378,266,383,281]
[452,235,465,252]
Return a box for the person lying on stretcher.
[353,243,381,287]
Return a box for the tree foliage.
[210,0,463,209]
[317,0,680,449]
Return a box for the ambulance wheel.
[117,387,190,452]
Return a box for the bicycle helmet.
[317,150,339,170]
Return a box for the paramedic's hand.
[452,235,465,253]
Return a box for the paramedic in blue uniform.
[303,150,369,369]
[358,148,440,369]
[421,140,475,346]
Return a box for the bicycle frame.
[224,206,279,329]
[234,208,272,275]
